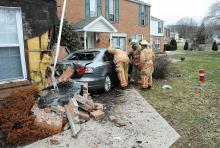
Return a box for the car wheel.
[104,75,112,92]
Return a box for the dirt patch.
[0,86,60,147]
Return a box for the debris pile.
[0,69,105,146]
[36,81,105,137]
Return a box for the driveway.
[25,88,180,148]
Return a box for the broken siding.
[0,0,57,40]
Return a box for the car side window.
[103,51,113,62]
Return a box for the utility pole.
[52,0,68,90]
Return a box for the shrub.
[52,20,82,52]
[184,40,189,50]
[212,41,218,51]
[153,56,171,79]
[170,38,177,50]
[164,44,176,51]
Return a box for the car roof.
[74,48,107,53]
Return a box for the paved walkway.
[25,88,180,148]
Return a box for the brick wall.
[57,0,85,24]
[57,0,151,49]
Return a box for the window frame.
[109,0,116,22]
[90,0,98,17]
[140,5,146,26]
[0,6,27,84]
[132,34,144,42]
[110,33,127,51]
[139,5,149,27]
[158,21,164,34]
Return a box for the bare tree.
[176,17,198,39]
[203,1,220,25]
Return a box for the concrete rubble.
[0,67,105,147]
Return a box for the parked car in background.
[56,48,118,92]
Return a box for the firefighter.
[140,40,155,89]
[108,46,129,88]
[127,39,141,85]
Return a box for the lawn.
[140,50,220,148]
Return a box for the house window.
[139,5,149,26]
[112,36,126,51]
[132,34,144,42]
[109,0,115,22]
[158,21,163,33]
[153,39,160,49]
[0,7,26,82]
[106,0,119,23]
[90,0,97,17]
[86,0,102,17]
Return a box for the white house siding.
[150,19,164,37]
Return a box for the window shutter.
[105,0,109,20]
[85,0,90,17]
[97,0,102,16]
[115,0,119,23]
[138,5,141,26]
[158,22,160,33]
[145,6,149,26]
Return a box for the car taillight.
[76,66,85,74]
[84,67,94,74]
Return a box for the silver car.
[56,48,118,92]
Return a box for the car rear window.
[67,51,99,61]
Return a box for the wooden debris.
[82,83,89,99]
[64,98,81,137]
[58,66,74,83]
[94,103,104,111]
[90,110,105,120]
[79,110,90,121]
[76,95,95,112]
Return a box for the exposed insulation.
[27,37,41,51]
[28,52,41,72]
[40,32,49,49]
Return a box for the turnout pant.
[116,62,128,87]
[141,67,154,88]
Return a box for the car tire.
[104,75,112,93]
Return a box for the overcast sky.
[143,0,218,25]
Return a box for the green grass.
[140,51,220,148]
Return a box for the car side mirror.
[103,55,108,62]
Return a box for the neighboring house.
[57,0,151,51]
[0,0,57,90]
[164,27,171,44]
[150,16,164,51]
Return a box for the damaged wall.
[0,0,57,90]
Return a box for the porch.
[73,16,117,49]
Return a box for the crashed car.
[56,48,119,92]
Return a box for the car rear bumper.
[74,76,105,91]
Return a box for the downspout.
[51,0,68,90]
